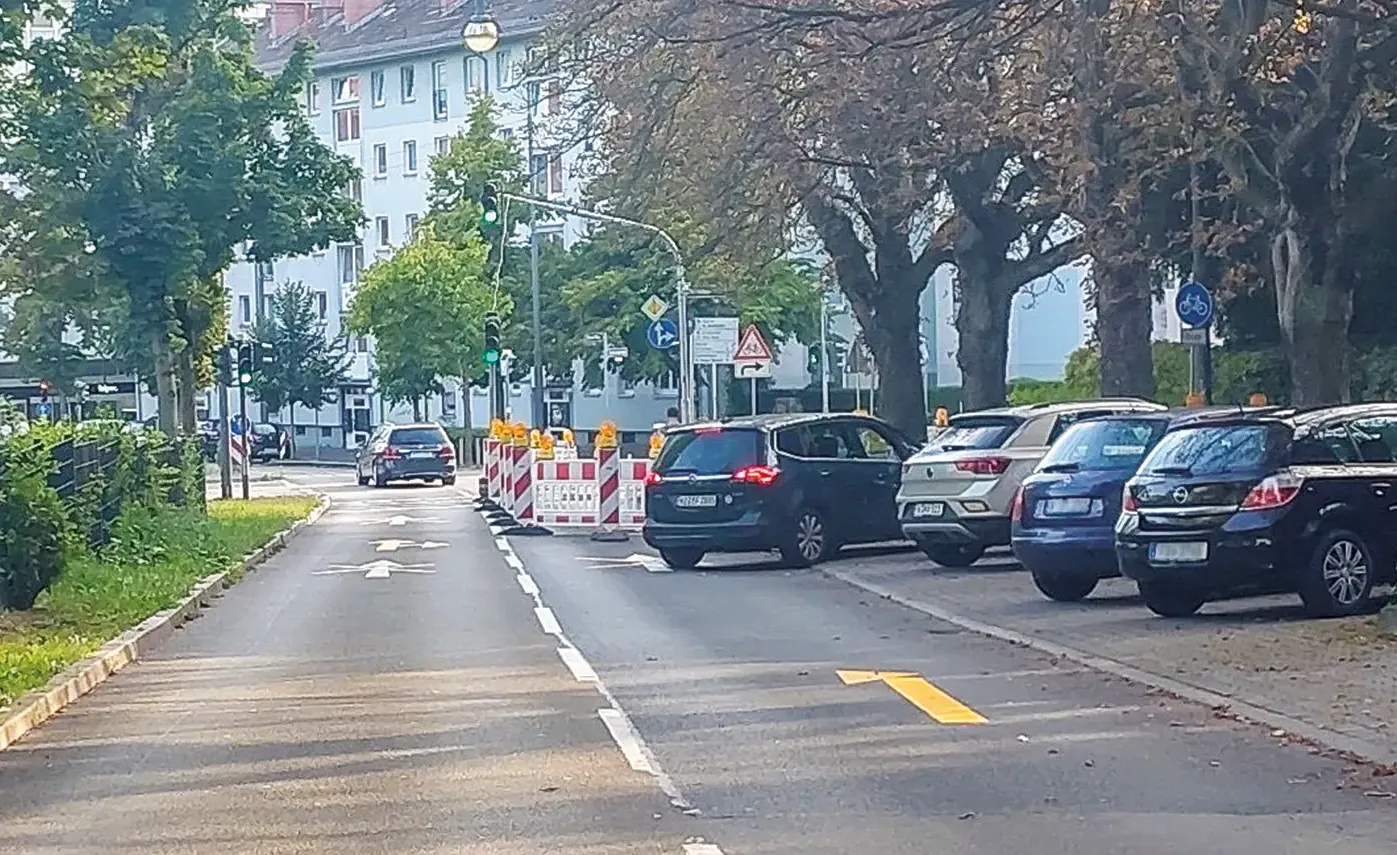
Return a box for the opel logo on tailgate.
[1172,486,1189,504]
[688,474,698,484]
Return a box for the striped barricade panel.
[619,458,651,527]
[532,460,599,526]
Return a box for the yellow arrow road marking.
[838,669,987,724]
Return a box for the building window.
[434,135,450,156]
[546,79,562,115]
[255,259,274,282]
[333,106,360,142]
[405,213,420,239]
[525,81,541,114]
[262,294,274,319]
[376,216,389,247]
[656,370,678,392]
[238,295,251,325]
[373,143,387,176]
[331,75,360,104]
[548,154,563,194]
[402,139,418,174]
[316,291,328,319]
[370,69,385,106]
[464,56,485,93]
[530,153,546,195]
[338,244,363,286]
[345,177,362,203]
[496,48,513,88]
[432,60,448,121]
[356,336,369,353]
[400,64,416,102]
[500,127,514,140]
[306,81,320,114]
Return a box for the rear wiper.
[1149,465,1193,476]
[1039,462,1080,473]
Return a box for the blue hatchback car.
[1011,408,1278,602]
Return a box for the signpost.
[734,325,774,415]
[691,317,739,418]
[1175,281,1214,405]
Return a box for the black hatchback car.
[642,414,916,570]
[355,423,457,487]
[1116,404,1397,618]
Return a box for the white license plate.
[410,451,435,459]
[1042,497,1093,516]
[913,502,945,518]
[1149,541,1209,563]
[673,494,718,508]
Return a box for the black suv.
[642,414,915,570]
[356,423,457,487]
[1116,404,1397,618]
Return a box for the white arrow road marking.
[582,554,671,573]
[362,515,448,527]
[314,559,436,578]
[372,539,451,553]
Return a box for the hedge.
[0,420,205,611]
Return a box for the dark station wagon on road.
[642,414,917,570]
[355,423,457,487]
[1116,404,1397,618]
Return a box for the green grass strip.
[0,495,318,708]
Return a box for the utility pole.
[525,90,544,428]
[497,190,695,422]
[819,293,830,413]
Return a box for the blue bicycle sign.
[1175,281,1214,329]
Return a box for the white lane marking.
[557,647,598,682]
[535,606,563,636]
[495,536,510,551]
[503,552,525,571]
[646,561,672,573]
[517,574,540,596]
[684,846,725,855]
[598,707,655,774]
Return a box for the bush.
[0,432,68,610]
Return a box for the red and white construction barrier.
[511,444,534,525]
[532,459,598,526]
[483,446,651,533]
[485,439,503,503]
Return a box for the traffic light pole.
[218,380,233,499]
[819,293,830,413]
[498,191,695,423]
[238,383,250,501]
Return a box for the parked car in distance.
[1116,404,1397,618]
[356,423,457,487]
[247,422,290,462]
[898,400,1167,568]
[643,413,915,570]
[1013,407,1286,602]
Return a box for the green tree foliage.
[250,281,350,424]
[0,0,361,434]
[347,227,500,418]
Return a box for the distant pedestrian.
[665,406,680,426]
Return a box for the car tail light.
[1010,487,1025,522]
[382,447,401,460]
[1241,471,1304,510]
[955,457,1011,476]
[1121,485,1138,512]
[732,465,780,486]
[644,470,663,487]
[437,444,455,460]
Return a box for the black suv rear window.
[389,427,448,446]
[928,417,1021,452]
[1039,418,1167,471]
[1140,423,1289,476]
[656,428,763,475]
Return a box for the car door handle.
[1373,483,1391,492]
[819,468,833,477]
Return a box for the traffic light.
[480,182,500,227]
[482,313,501,365]
[254,342,276,368]
[237,342,253,385]
[218,344,233,386]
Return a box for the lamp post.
[464,1,543,427]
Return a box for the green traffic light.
[239,372,252,384]
[483,349,500,365]
[482,209,499,225]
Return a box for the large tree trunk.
[1094,255,1154,399]
[175,347,198,434]
[954,257,1015,410]
[847,284,926,441]
[1273,214,1353,406]
[150,331,178,435]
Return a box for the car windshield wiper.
[1039,462,1080,473]
[1149,465,1193,476]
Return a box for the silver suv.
[898,400,1165,566]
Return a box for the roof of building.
[255,0,555,73]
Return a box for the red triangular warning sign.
[734,325,773,361]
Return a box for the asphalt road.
[0,467,684,854]
[1,464,1394,854]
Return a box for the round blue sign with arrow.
[1175,281,1214,329]
[647,318,679,350]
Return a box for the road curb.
[264,459,355,469]
[822,566,1397,768]
[0,495,331,753]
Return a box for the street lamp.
[462,0,500,54]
